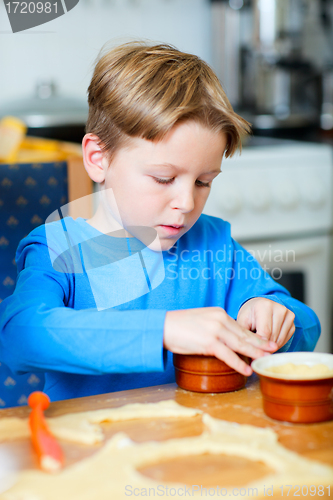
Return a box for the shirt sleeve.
[0,234,167,376]
[224,239,320,352]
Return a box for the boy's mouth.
[158,224,184,235]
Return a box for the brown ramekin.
[173,354,249,393]
[252,352,333,423]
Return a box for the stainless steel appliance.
[211,0,333,132]
[203,138,333,353]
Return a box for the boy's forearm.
[0,294,167,375]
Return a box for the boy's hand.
[163,307,278,376]
[237,298,295,349]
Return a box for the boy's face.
[100,121,226,251]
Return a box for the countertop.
[0,377,332,499]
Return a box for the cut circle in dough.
[138,452,273,488]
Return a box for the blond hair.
[86,41,251,159]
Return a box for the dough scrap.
[48,399,201,444]
[1,414,332,500]
[0,400,201,445]
[0,418,30,442]
[266,363,333,378]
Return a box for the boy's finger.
[252,310,273,340]
[222,313,263,341]
[221,315,278,352]
[270,310,287,343]
[218,327,277,359]
[276,317,296,347]
[236,311,253,332]
[243,335,278,352]
[212,342,253,376]
[270,308,295,344]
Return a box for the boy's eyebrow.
[148,163,222,174]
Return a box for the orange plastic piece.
[28,391,64,472]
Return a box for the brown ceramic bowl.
[173,354,249,393]
[252,352,333,423]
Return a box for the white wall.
[0,0,212,106]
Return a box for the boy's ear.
[82,133,109,183]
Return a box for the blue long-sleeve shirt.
[0,214,320,401]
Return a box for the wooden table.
[1,376,332,499]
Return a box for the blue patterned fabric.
[0,161,68,407]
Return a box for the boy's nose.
[171,187,195,213]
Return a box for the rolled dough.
[1,411,332,500]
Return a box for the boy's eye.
[153,177,211,188]
[153,177,174,185]
[195,180,211,188]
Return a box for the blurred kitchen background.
[212,0,333,141]
[1,0,333,142]
[1,0,333,405]
[0,0,212,141]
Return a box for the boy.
[0,42,320,402]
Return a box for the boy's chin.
[146,240,175,252]
[159,238,180,252]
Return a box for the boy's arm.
[227,240,320,352]
[0,240,167,376]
